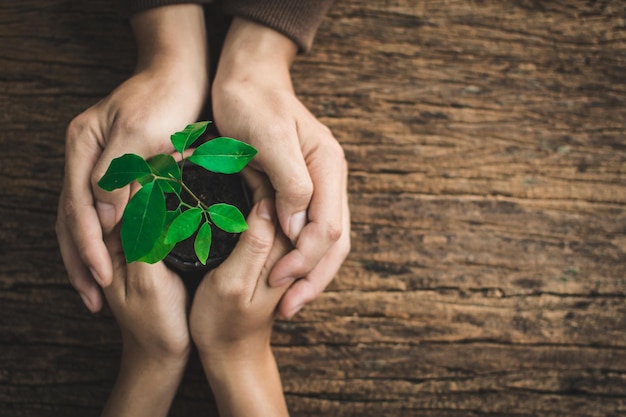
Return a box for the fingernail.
[272,276,294,288]
[289,211,307,241]
[257,198,274,222]
[285,303,304,319]
[96,202,116,230]
[79,292,95,313]
[89,267,104,287]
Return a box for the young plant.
[98,121,257,265]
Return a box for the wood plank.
[1,0,625,416]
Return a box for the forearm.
[130,4,208,85]
[200,346,289,417]
[101,348,187,417]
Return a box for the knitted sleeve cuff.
[221,0,334,53]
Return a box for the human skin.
[100,184,292,416]
[212,17,351,318]
[55,4,209,312]
[100,239,190,417]
[190,197,292,417]
[57,7,350,319]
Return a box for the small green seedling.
[98,121,257,265]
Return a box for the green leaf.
[208,203,248,233]
[147,154,181,193]
[136,174,155,186]
[164,207,203,245]
[188,137,257,174]
[194,222,212,265]
[121,182,166,263]
[137,210,179,264]
[98,154,152,191]
[170,121,211,153]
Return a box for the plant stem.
[155,175,209,211]
[179,180,208,210]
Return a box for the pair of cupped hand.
[56,10,350,349]
[104,170,291,364]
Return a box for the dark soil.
[164,162,252,274]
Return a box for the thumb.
[92,185,129,236]
[91,151,132,235]
[211,198,276,289]
[90,134,165,235]
[255,137,312,244]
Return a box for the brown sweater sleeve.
[221,0,334,53]
[119,0,334,53]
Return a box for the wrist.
[215,17,297,87]
[101,347,188,417]
[199,342,272,381]
[124,342,190,373]
[199,346,289,417]
[130,4,208,84]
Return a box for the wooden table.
[1,1,625,416]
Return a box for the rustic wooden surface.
[1,1,625,416]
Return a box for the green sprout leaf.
[137,209,180,264]
[208,203,248,233]
[99,120,256,266]
[194,222,213,265]
[188,137,257,174]
[170,121,211,153]
[98,154,152,191]
[147,154,181,193]
[164,207,203,245]
[121,182,166,263]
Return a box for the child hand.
[189,197,292,417]
[190,197,290,358]
[100,230,190,417]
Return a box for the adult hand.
[212,17,351,319]
[55,5,208,313]
[100,224,189,417]
[189,197,292,417]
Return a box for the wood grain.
[1,1,625,416]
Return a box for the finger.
[56,215,104,313]
[277,185,351,319]
[210,198,276,294]
[63,115,113,288]
[101,224,128,304]
[90,125,168,235]
[102,224,186,314]
[124,262,167,300]
[253,229,293,304]
[240,170,293,303]
[277,230,348,319]
[241,168,274,203]
[268,138,347,285]
[101,182,158,303]
[251,127,313,243]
